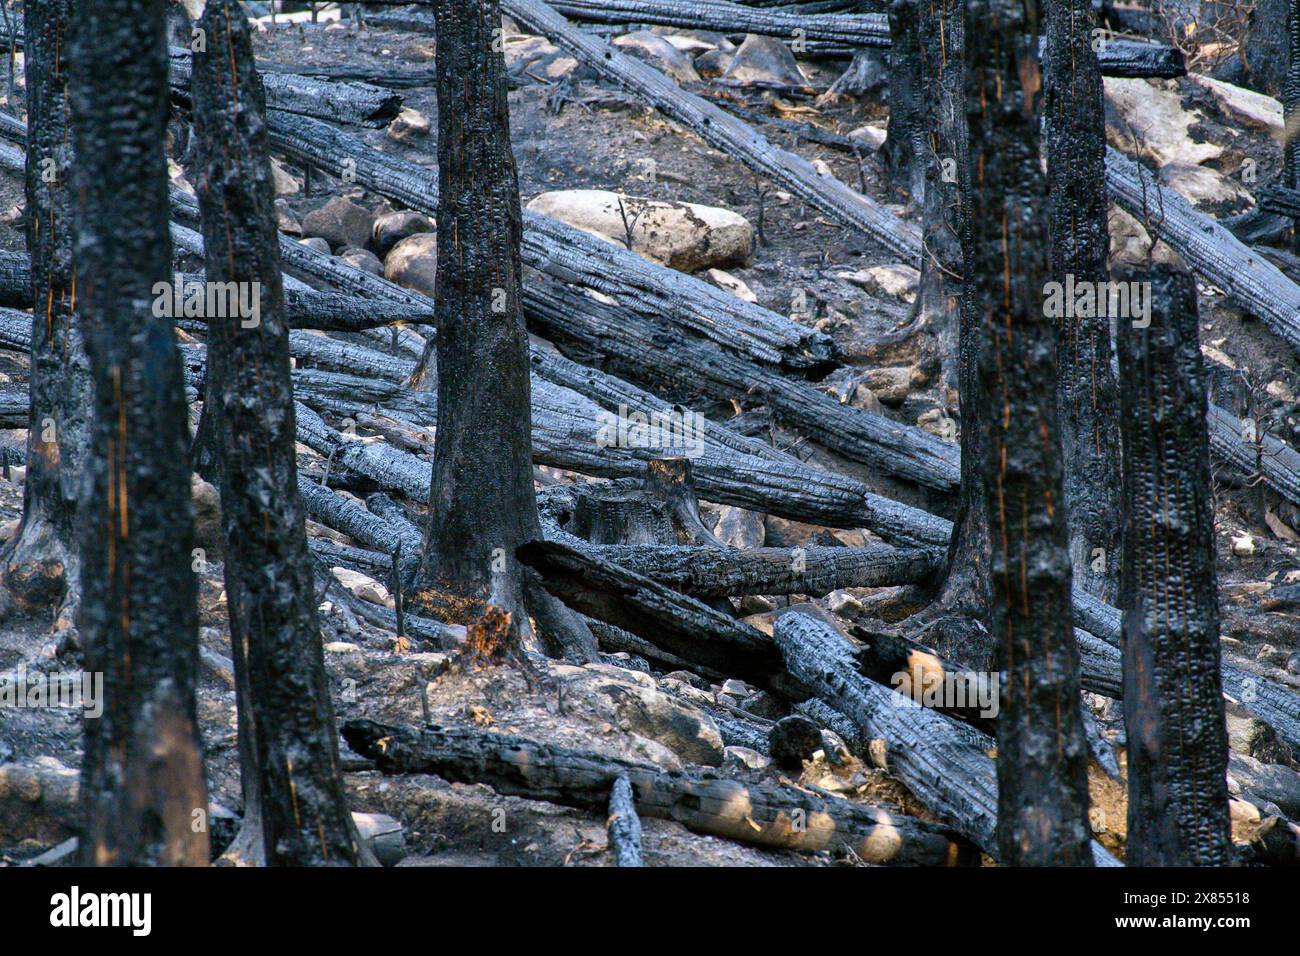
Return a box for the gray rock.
[613,30,701,84]
[723,745,771,772]
[1229,752,1300,819]
[721,34,809,89]
[275,199,301,235]
[299,236,331,255]
[384,232,438,297]
[302,196,374,253]
[373,209,435,257]
[715,505,765,549]
[338,246,384,276]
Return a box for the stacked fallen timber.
[1106,147,1300,358]
[367,0,1183,76]
[520,532,1123,713]
[280,338,951,545]
[1073,589,1300,756]
[770,612,1121,865]
[524,276,960,490]
[340,718,978,865]
[518,540,802,695]
[264,113,834,371]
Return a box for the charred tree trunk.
[3,0,91,618]
[190,1,372,867]
[901,0,991,668]
[884,0,925,202]
[1285,0,1300,252]
[1246,0,1290,96]
[1116,265,1232,867]
[68,0,208,867]
[412,0,541,654]
[1044,0,1122,603]
[966,0,1092,867]
[918,0,966,411]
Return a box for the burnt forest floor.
[2,12,1299,867]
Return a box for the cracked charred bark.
[412,0,542,656]
[1285,0,1300,252]
[68,0,208,867]
[884,0,925,202]
[1116,265,1232,867]
[2,0,91,619]
[1045,0,1122,603]
[891,0,990,667]
[966,0,1092,867]
[190,1,371,867]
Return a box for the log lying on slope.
[168,48,403,127]
[1106,147,1300,357]
[250,114,953,487]
[607,774,644,867]
[525,278,961,490]
[369,0,1182,76]
[340,718,977,865]
[289,359,950,546]
[0,251,25,307]
[771,612,1120,865]
[501,0,921,260]
[1207,404,1300,511]
[593,542,944,596]
[0,387,27,428]
[1072,589,1300,756]
[264,111,834,370]
[518,539,801,696]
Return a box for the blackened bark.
[966,0,1092,867]
[1044,0,1122,603]
[3,0,91,616]
[1246,0,1290,96]
[884,0,925,202]
[1285,0,1300,252]
[414,0,541,652]
[190,1,370,866]
[1116,265,1231,867]
[68,0,208,867]
[901,0,992,668]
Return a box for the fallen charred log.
[1106,147,1300,358]
[771,611,1120,864]
[168,48,403,127]
[340,718,977,865]
[606,775,643,867]
[517,538,801,696]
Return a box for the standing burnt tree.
[412,0,543,656]
[68,0,208,866]
[2,0,92,621]
[899,0,992,669]
[884,0,926,203]
[1044,0,1122,602]
[190,1,371,866]
[966,0,1093,866]
[1117,265,1231,867]
[835,0,986,671]
[1285,0,1300,250]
